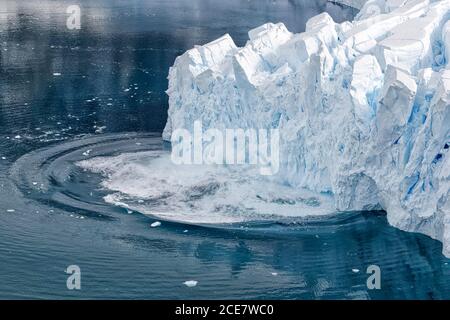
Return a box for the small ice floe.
[6,209,15,213]
[53,72,61,76]
[32,182,38,186]
[82,149,92,156]
[352,269,360,273]
[183,280,198,287]
[114,201,130,209]
[271,272,278,276]
[124,88,130,92]
[14,135,21,139]
[150,221,161,228]
[94,126,106,134]
[106,103,113,106]
[1,157,6,160]
[126,209,133,214]
[183,230,188,233]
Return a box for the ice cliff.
[163,0,450,257]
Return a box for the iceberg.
[163,0,450,257]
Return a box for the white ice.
[162,0,450,256]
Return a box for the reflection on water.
[0,0,356,140]
[4,133,450,299]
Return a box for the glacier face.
[163,0,450,257]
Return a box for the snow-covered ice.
[163,0,450,257]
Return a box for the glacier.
[162,0,450,257]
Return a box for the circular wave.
[10,133,161,221]
[10,132,352,229]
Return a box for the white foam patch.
[76,151,336,224]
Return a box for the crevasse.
[163,0,450,257]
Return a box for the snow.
[163,0,450,257]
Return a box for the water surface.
[0,0,449,300]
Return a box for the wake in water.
[76,149,336,225]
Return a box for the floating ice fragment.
[352,269,360,273]
[53,73,61,76]
[151,221,161,228]
[183,280,198,287]
[94,126,106,134]
[6,209,15,213]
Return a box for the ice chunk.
[162,0,450,257]
[183,280,198,287]
[306,12,334,32]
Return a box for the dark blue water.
[0,0,449,300]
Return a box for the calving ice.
[164,0,450,257]
[171,120,280,175]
